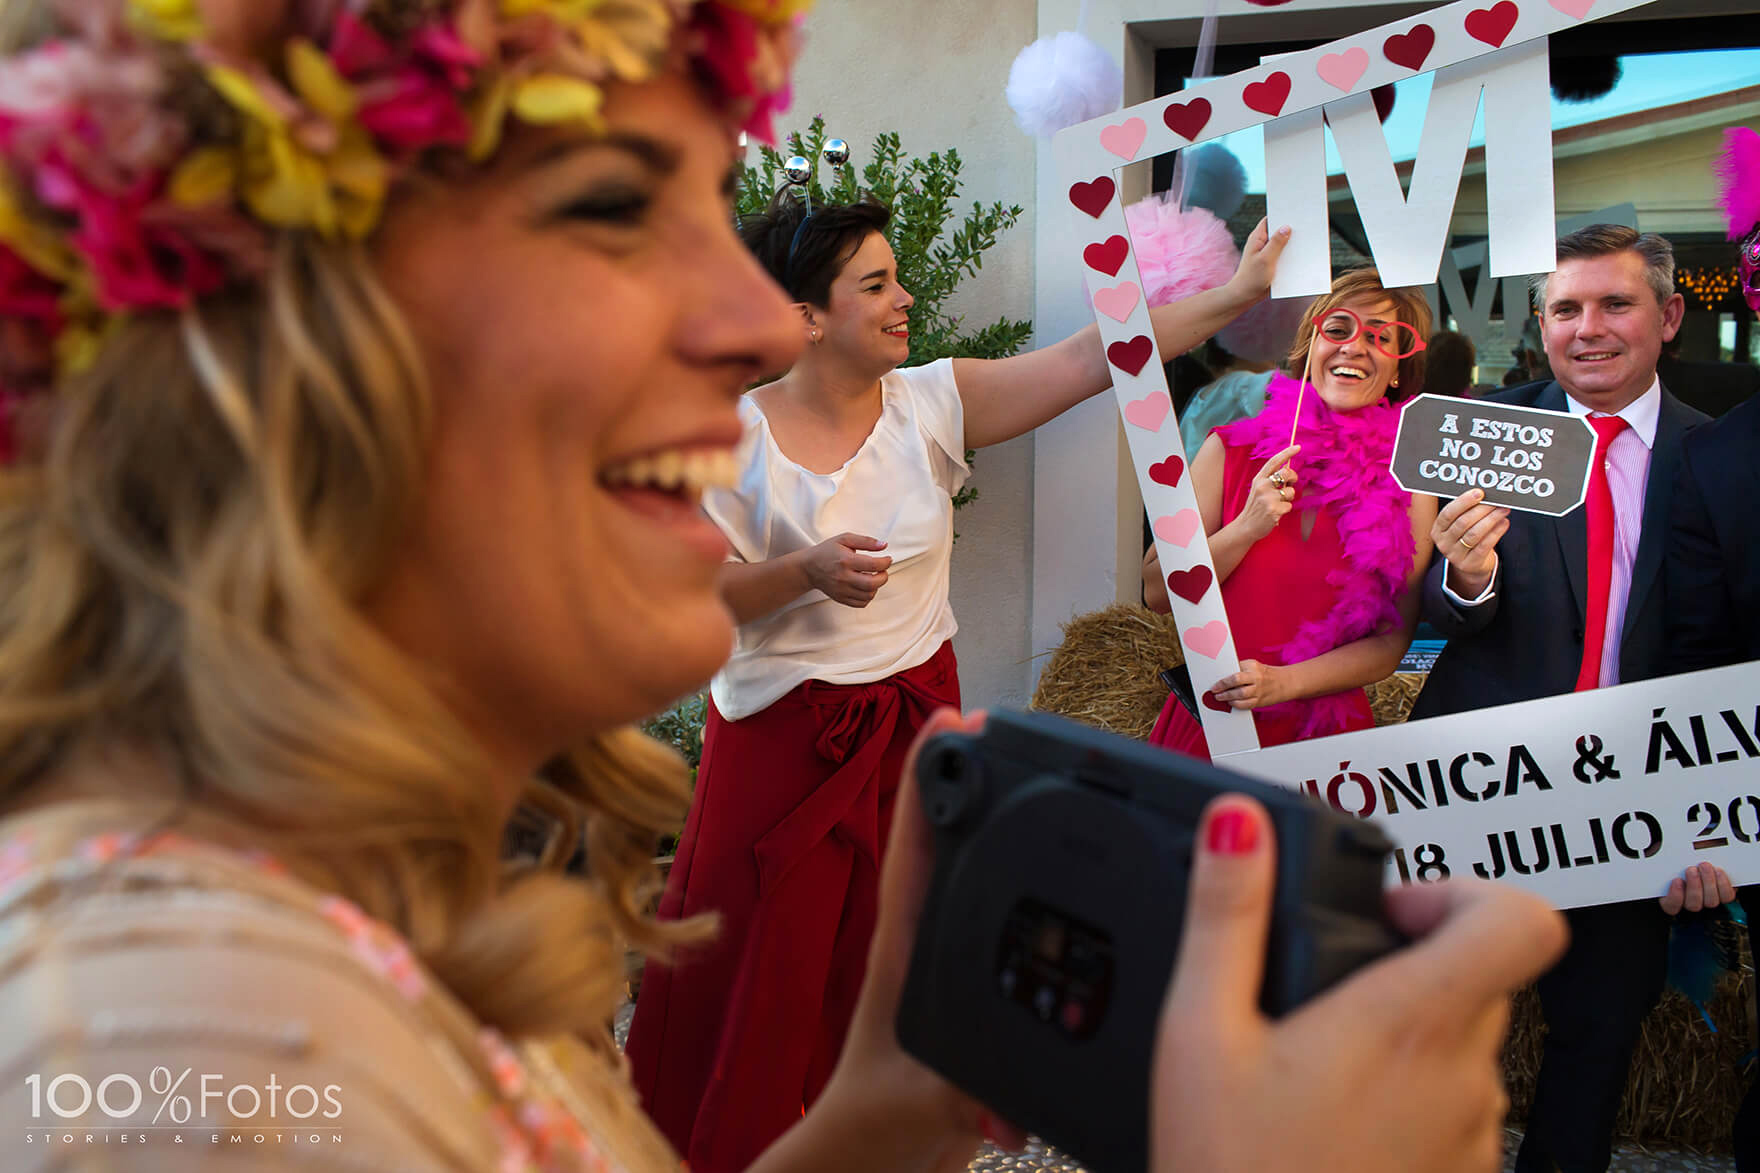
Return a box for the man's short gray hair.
[1530,224,1675,310]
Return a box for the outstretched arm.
[953,221,1291,450]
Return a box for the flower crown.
[0,0,810,444]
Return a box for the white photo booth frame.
[1043,0,1760,908]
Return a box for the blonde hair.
[1284,267,1433,402]
[0,226,705,1047]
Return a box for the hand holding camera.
[837,709,1565,1173]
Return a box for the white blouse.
[705,359,968,721]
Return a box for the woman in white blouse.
[627,195,1292,1170]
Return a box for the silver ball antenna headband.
[782,138,851,279]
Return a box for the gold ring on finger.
[1461,536,1476,549]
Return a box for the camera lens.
[922,746,976,828]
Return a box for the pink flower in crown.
[33,150,224,310]
[687,2,799,144]
[328,11,481,154]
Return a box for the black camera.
[895,710,1403,1173]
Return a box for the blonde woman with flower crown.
[0,1,1563,1171]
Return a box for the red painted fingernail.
[1206,807,1260,855]
[978,1112,1001,1144]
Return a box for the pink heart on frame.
[1100,117,1147,161]
[1548,0,1593,16]
[1183,620,1229,660]
[1123,392,1170,432]
[1093,282,1141,323]
[1153,510,1201,547]
[1317,47,1369,92]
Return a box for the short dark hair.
[739,192,891,308]
[1531,224,1675,309]
[1424,330,1476,398]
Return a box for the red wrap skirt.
[625,640,960,1173]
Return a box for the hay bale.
[1367,672,1424,726]
[1030,603,1183,739]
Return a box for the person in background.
[1144,268,1436,755]
[1662,122,1760,1171]
[1176,338,1278,460]
[628,190,1290,1173]
[1416,224,1724,1173]
[1425,330,1478,399]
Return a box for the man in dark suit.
[1412,225,1711,1173]
[1665,383,1760,1171]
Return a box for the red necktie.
[1574,414,1630,691]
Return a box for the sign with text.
[1052,0,1660,754]
[1391,394,1594,516]
[1218,662,1760,909]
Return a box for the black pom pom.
[1551,53,1622,103]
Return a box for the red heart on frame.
[1084,235,1130,277]
[1107,336,1154,377]
[1166,565,1214,605]
[1243,72,1292,117]
[1201,690,1233,714]
[1069,176,1117,219]
[1149,455,1185,487]
[1162,98,1212,141]
[1383,24,1435,71]
[1465,1,1520,47]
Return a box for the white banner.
[1218,663,1760,908]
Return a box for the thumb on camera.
[1163,797,1276,1031]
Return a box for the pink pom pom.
[1716,126,1760,241]
[1122,195,1239,308]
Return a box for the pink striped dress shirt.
[1569,378,1661,687]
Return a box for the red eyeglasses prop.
[1311,307,1426,359]
[1285,307,1422,449]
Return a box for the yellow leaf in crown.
[0,183,75,282]
[511,75,606,132]
[168,148,239,208]
[716,0,815,21]
[126,0,202,41]
[205,65,289,131]
[286,40,359,124]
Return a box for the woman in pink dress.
[1146,269,1440,757]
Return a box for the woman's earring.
[810,329,820,345]
[1391,374,1400,388]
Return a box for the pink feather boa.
[1214,371,1415,739]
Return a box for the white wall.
[786,0,1041,709]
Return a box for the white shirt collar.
[1564,376,1660,449]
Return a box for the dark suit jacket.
[1411,379,1707,720]
[1663,394,1760,673]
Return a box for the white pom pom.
[1005,31,1122,139]
[1180,144,1248,223]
